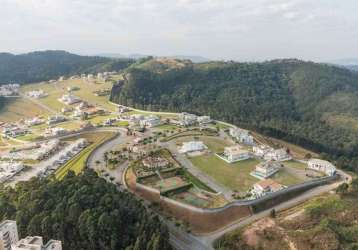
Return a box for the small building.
[12,236,62,250]
[250,161,281,179]
[222,145,250,163]
[25,117,44,127]
[26,89,47,99]
[178,112,197,126]
[61,107,72,113]
[142,156,169,169]
[307,159,336,176]
[58,94,81,105]
[252,179,284,198]
[252,145,272,158]
[179,141,207,153]
[264,148,291,161]
[197,116,211,125]
[129,114,145,126]
[118,106,130,113]
[103,118,117,126]
[0,220,19,250]
[67,86,79,91]
[140,115,161,128]
[2,127,28,138]
[47,127,68,136]
[0,161,24,183]
[47,115,66,125]
[229,127,254,145]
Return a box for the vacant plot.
[171,188,211,207]
[57,120,83,131]
[270,167,306,186]
[190,155,261,192]
[87,114,118,125]
[0,97,49,122]
[283,160,307,170]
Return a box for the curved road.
[80,110,352,250]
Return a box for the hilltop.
[0,50,134,84]
[110,58,358,172]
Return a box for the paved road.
[197,169,351,247]
[164,141,234,201]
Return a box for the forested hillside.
[110,58,358,172]
[0,170,172,250]
[0,50,134,84]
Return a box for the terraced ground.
[55,131,116,180]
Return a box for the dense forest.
[110,58,358,172]
[0,170,172,250]
[0,50,134,84]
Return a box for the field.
[0,97,50,122]
[270,167,306,186]
[283,160,307,170]
[55,131,116,180]
[20,78,116,112]
[190,155,261,192]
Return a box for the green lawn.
[283,160,307,170]
[155,124,180,131]
[270,167,305,186]
[189,155,261,192]
[87,114,118,125]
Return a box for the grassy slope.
[55,132,115,180]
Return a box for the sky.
[1,0,358,62]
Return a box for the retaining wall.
[131,174,338,233]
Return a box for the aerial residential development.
[0,3,357,249]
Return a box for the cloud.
[0,0,358,61]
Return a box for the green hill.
[110,58,358,172]
[0,50,134,84]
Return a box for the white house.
[46,127,68,136]
[58,94,81,105]
[0,220,19,250]
[0,161,24,183]
[12,236,62,250]
[178,112,197,126]
[252,179,284,198]
[222,145,250,163]
[47,115,66,125]
[229,127,254,145]
[25,117,44,127]
[252,145,272,157]
[129,114,145,126]
[197,116,211,125]
[307,159,336,176]
[264,148,291,161]
[27,89,47,99]
[140,115,161,127]
[250,161,281,179]
[179,141,207,153]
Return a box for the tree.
[336,183,349,195]
[270,209,276,218]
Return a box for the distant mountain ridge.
[0,50,134,84]
[97,53,210,63]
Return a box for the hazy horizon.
[1,0,358,62]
